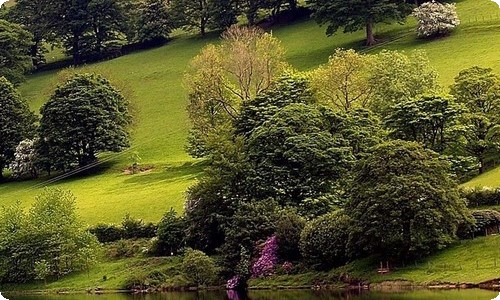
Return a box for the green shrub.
[461,187,500,208]
[89,224,124,243]
[155,208,185,256]
[122,214,157,239]
[181,249,219,286]
[276,209,306,261]
[104,239,149,259]
[299,211,350,270]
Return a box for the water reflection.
[5,289,499,300]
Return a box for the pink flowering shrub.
[226,275,243,290]
[251,235,279,278]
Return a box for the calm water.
[4,289,500,300]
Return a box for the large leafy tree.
[171,0,237,36]
[38,73,131,172]
[370,50,439,116]
[0,20,33,84]
[136,0,174,44]
[450,66,500,173]
[308,0,412,46]
[347,141,470,261]
[0,77,36,180]
[310,49,374,111]
[6,0,59,67]
[186,26,286,157]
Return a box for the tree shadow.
[121,160,207,186]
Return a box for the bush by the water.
[181,249,219,286]
[299,211,350,270]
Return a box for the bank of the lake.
[2,236,498,295]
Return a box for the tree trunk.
[479,156,485,174]
[366,21,376,46]
[289,0,297,11]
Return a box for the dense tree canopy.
[0,20,33,83]
[38,73,131,172]
[0,77,36,179]
[347,141,470,260]
[451,66,500,173]
[308,0,412,45]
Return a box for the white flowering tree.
[412,1,460,38]
[9,139,38,179]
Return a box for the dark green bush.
[276,209,306,261]
[299,210,350,270]
[122,214,157,239]
[89,224,124,243]
[461,187,500,207]
[155,208,185,256]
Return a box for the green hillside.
[2,0,500,225]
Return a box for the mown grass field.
[2,0,500,225]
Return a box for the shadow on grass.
[121,160,207,186]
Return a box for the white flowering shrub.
[9,139,38,179]
[412,1,460,38]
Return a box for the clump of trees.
[0,20,33,83]
[0,189,99,283]
[0,72,131,179]
[179,27,498,288]
[412,1,460,38]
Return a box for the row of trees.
[177,26,496,286]
[0,0,300,73]
[0,73,131,179]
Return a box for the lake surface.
[4,289,500,300]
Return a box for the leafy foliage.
[370,50,439,116]
[310,49,373,111]
[0,20,33,83]
[384,94,463,153]
[308,0,412,45]
[156,208,185,255]
[412,1,460,38]
[347,141,471,260]
[275,209,305,261]
[38,73,131,172]
[181,249,219,286]
[0,189,99,283]
[299,210,350,270]
[137,0,174,44]
[0,77,36,179]
[450,66,500,173]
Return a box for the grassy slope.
[1,256,184,292]
[362,235,500,284]
[1,0,500,225]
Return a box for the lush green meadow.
[2,0,500,225]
